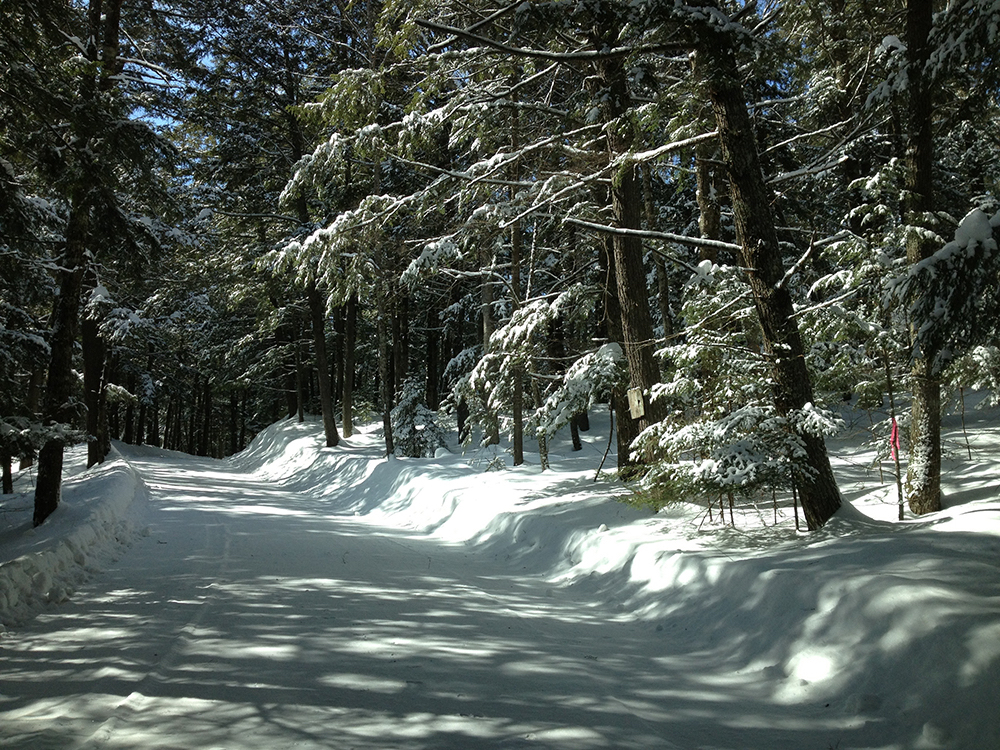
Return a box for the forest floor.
[1,401,999,750]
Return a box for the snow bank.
[0,447,148,629]
[229,412,1000,748]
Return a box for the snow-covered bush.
[391,378,448,458]
[537,343,625,438]
[634,259,846,512]
[886,207,1000,375]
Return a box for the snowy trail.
[1,441,689,749]
[3,418,1000,749]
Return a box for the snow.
[1,407,999,749]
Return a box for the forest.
[2,0,999,532]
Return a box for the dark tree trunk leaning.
[696,13,842,530]
[342,294,357,437]
[34,187,90,526]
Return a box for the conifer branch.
[563,217,742,258]
[415,19,687,62]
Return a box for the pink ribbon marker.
[890,417,900,462]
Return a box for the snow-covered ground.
[1,406,998,749]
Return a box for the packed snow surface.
[1,408,999,749]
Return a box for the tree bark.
[697,13,842,530]
[2,451,12,494]
[425,306,440,411]
[392,292,409,395]
[34,187,89,526]
[19,369,44,470]
[480,245,500,446]
[590,37,666,458]
[903,0,941,515]
[597,234,639,469]
[199,376,211,457]
[511,91,525,466]
[307,280,340,448]
[342,293,357,437]
[377,294,395,456]
[229,390,239,456]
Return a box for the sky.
[1,402,999,749]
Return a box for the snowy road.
[0,442,692,750]
[3,419,1000,750]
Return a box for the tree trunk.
[392,293,409,395]
[308,280,340,448]
[239,388,248,450]
[295,336,305,424]
[199,377,211,457]
[343,293,357,437]
[510,91,525,466]
[124,372,136,445]
[696,14,841,530]
[82,271,108,467]
[597,234,639,469]
[148,394,160,447]
[34,0,124,525]
[333,305,345,410]
[480,245,500,446]
[34,188,89,526]
[591,45,666,456]
[80,328,107,464]
[377,294,395,456]
[426,307,440,411]
[903,0,941,515]
[19,369,44,470]
[136,399,147,446]
[187,385,198,455]
[2,451,12,494]
[229,390,239,456]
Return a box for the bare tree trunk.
[903,0,941,515]
[307,280,340,448]
[597,234,639,469]
[199,376,211,457]
[19,369,43,470]
[590,38,666,459]
[342,294,357,437]
[334,304,345,403]
[2,451,12,494]
[148,393,160,447]
[377,294,395,456]
[480,245,500,446]
[696,12,841,529]
[229,390,239,456]
[239,388,248,450]
[82,273,108,467]
[392,293,409,395]
[34,187,89,526]
[510,90,525,465]
[295,335,305,424]
[426,307,441,411]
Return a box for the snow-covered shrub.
[537,343,625,437]
[634,260,845,512]
[390,378,447,458]
[633,401,844,512]
[886,207,1000,375]
[945,345,1000,408]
